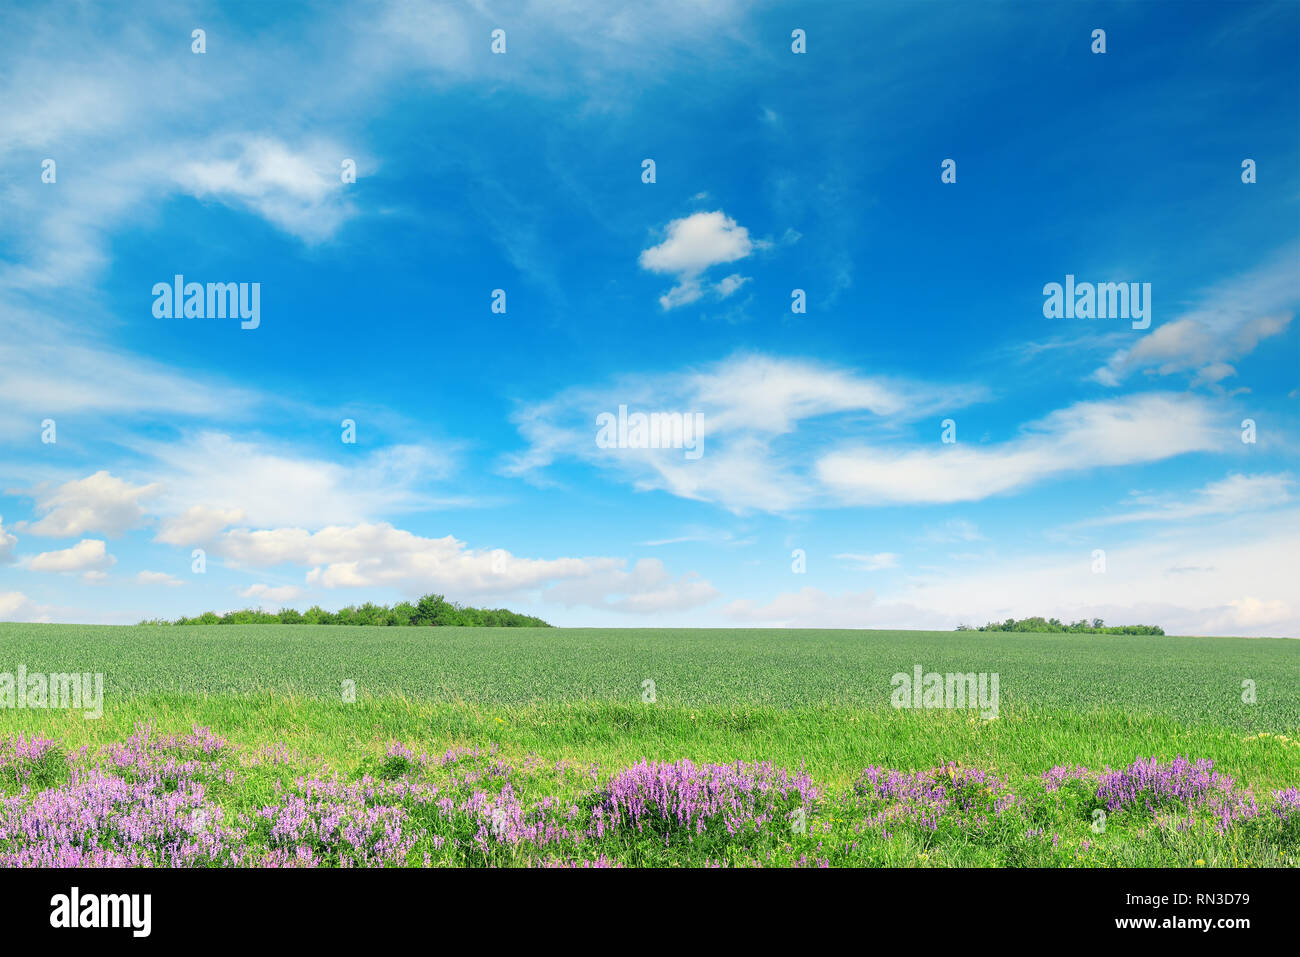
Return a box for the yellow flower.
[1195,859,1205,866]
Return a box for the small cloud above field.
[136,570,184,587]
[0,590,48,622]
[1202,596,1294,633]
[239,583,305,603]
[200,521,719,615]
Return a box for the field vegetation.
[0,624,1295,867]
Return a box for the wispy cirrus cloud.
[509,359,1227,513]
[1077,472,1293,527]
[834,552,899,571]
[504,352,984,513]
[817,393,1224,506]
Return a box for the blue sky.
[1,0,1297,634]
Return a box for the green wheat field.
[2,624,1297,867]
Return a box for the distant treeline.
[957,617,1165,635]
[140,593,552,628]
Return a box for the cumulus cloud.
[0,591,47,622]
[639,211,766,309]
[1093,245,1299,387]
[21,471,160,538]
[28,539,116,575]
[206,521,717,613]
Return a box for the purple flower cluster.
[2,731,1293,867]
[1041,765,1090,792]
[1095,756,1234,813]
[255,774,438,867]
[0,765,239,867]
[0,733,60,783]
[1041,756,1296,834]
[591,759,819,840]
[855,763,1018,833]
[1271,788,1300,823]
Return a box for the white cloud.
[21,471,160,538]
[1093,245,1299,387]
[239,583,305,603]
[0,298,267,445]
[725,587,885,628]
[0,516,15,563]
[835,552,899,571]
[922,519,984,543]
[896,511,1300,637]
[28,539,116,575]
[136,570,185,587]
[206,521,716,613]
[155,506,248,546]
[1202,597,1293,633]
[145,433,455,531]
[539,558,719,614]
[639,211,766,310]
[1081,473,1293,526]
[173,135,358,243]
[723,511,1300,637]
[505,353,980,513]
[246,523,588,593]
[817,393,1222,505]
[0,591,47,622]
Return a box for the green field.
[1,624,1297,867]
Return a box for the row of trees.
[956,616,1165,635]
[140,593,552,628]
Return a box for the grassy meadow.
[1,624,1297,867]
